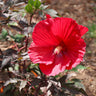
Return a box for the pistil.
[54,46,63,54]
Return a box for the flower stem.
[29,14,33,25]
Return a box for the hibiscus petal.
[32,18,59,47]
[32,18,86,47]
[51,18,81,42]
[79,25,88,36]
[46,14,51,18]
[28,43,55,64]
[39,53,70,76]
[66,39,86,70]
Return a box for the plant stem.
[29,9,36,25]
[29,14,33,25]
[25,36,29,52]
[18,46,25,52]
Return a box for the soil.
[48,0,96,25]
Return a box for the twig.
[29,14,33,25]
[18,46,25,52]
[29,9,36,25]
[25,36,29,52]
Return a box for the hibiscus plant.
[0,0,88,96]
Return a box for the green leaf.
[71,78,81,82]
[55,74,60,78]
[25,3,33,13]
[22,12,26,17]
[29,63,38,69]
[65,68,78,72]
[76,65,86,70]
[75,82,85,91]
[14,64,19,71]
[87,23,96,38]
[28,0,34,6]
[70,67,78,72]
[87,50,92,53]
[7,22,18,26]
[1,28,8,38]
[34,0,41,9]
[64,69,68,72]
[14,34,25,43]
[71,78,85,91]
[67,80,73,83]
[65,65,86,73]
[0,35,3,40]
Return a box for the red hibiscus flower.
[28,15,88,76]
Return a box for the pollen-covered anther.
[54,46,63,54]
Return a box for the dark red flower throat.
[54,41,67,55]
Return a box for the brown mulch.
[47,0,96,25]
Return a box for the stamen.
[54,46,62,54]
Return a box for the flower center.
[54,46,63,54]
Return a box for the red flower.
[28,16,88,76]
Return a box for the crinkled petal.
[66,39,86,70]
[39,53,70,76]
[32,18,87,47]
[32,18,59,47]
[28,43,55,64]
[51,18,81,42]
[46,14,51,18]
[79,25,88,36]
